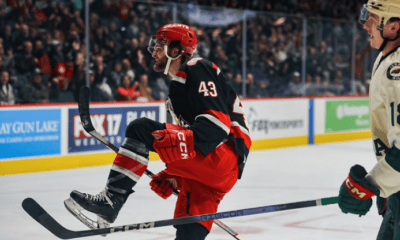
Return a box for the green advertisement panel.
[325,99,370,132]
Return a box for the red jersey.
[168,58,251,179]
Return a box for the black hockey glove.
[338,165,380,216]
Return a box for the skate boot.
[69,187,131,224]
[65,187,133,230]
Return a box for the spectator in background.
[108,61,125,94]
[257,79,270,97]
[14,23,32,51]
[0,0,372,103]
[20,68,49,104]
[246,73,257,98]
[55,53,75,91]
[93,55,107,83]
[33,39,51,82]
[225,71,235,85]
[212,45,229,72]
[285,71,305,97]
[193,28,210,59]
[131,48,148,77]
[15,40,36,75]
[302,73,314,96]
[71,52,86,101]
[333,54,350,79]
[0,70,14,105]
[230,73,243,97]
[92,55,113,99]
[116,74,140,101]
[137,74,153,101]
[331,70,346,95]
[89,70,114,102]
[14,40,36,90]
[107,21,122,51]
[0,55,6,73]
[47,75,61,102]
[353,80,367,96]
[50,40,64,69]
[306,46,320,77]
[305,73,324,96]
[248,61,267,86]
[2,47,15,76]
[126,15,140,39]
[64,29,81,57]
[317,41,331,71]
[2,25,14,50]
[122,58,135,80]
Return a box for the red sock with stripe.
[106,138,149,198]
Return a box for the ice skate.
[64,188,127,230]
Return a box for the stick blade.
[22,198,76,239]
[78,86,94,132]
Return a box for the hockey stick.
[22,196,339,239]
[77,86,244,239]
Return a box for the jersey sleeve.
[367,60,400,198]
[180,59,232,156]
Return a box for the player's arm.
[338,67,400,217]
[152,60,230,163]
[367,75,400,198]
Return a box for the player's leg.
[169,144,239,236]
[376,192,400,240]
[376,207,394,240]
[174,178,227,232]
[166,141,239,192]
[391,192,400,239]
[70,118,164,223]
[175,223,209,240]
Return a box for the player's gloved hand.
[338,164,380,216]
[149,170,180,199]
[152,128,196,163]
[377,196,387,217]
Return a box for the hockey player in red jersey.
[67,23,251,239]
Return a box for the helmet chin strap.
[377,22,400,52]
[163,45,181,75]
[378,26,390,51]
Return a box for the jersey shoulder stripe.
[231,123,251,149]
[181,58,219,77]
[211,62,221,75]
[196,110,232,135]
[172,71,187,84]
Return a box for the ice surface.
[0,139,382,240]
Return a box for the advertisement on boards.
[0,109,61,159]
[68,106,160,153]
[325,99,370,132]
[241,99,309,140]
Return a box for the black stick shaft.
[22,196,338,239]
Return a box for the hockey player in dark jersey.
[67,23,251,239]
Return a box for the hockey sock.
[106,138,149,198]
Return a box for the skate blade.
[64,198,110,237]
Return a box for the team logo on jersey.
[387,63,400,80]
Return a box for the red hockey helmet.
[149,24,197,55]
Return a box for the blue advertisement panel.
[68,106,160,153]
[0,109,61,159]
